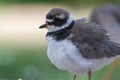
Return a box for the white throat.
[48,15,74,32]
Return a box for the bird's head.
[39,8,74,32]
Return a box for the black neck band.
[46,20,74,41]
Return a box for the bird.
[39,8,120,80]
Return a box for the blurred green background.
[0,0,120,5]
[0,0,120,80]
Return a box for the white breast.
[46,36,116,75]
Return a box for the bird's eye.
[46,15,53,19]
[54,18,62,22]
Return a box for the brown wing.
[69,18,120,59]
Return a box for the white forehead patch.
[46,19,54,23]
[56,14,65,19]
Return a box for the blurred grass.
[0,47,72,80]
[0,0,120,6]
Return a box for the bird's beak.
[39,23,48,29]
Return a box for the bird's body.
[39,8,120,80]
[46,18,119,75]
[47,32,116,75]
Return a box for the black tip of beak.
[39,24,46,29]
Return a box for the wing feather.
[69,18,120,59]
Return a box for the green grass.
[0,47,72,80]
[0,47,120,80]
[0,0,120,6]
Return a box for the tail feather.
[108,42,120,56]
